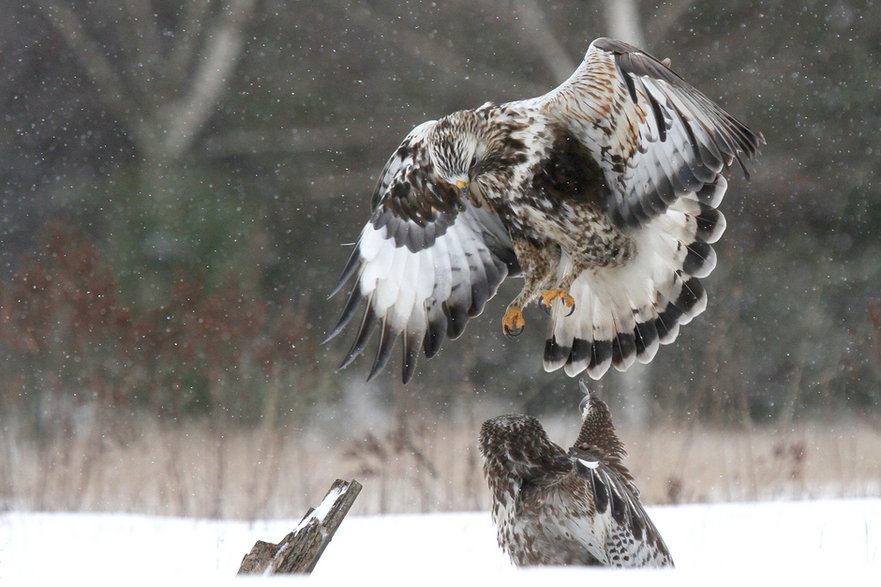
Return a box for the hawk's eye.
[469,155,478,170]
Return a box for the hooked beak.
[455,180,468,197]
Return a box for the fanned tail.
[544,177,727,379]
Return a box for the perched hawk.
[327,38,763,382]
[480,381,673,567]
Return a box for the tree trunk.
[237,479,363,575]
[604,0,651,426]
[605,0,647,47]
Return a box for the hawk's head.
[574,380,622,457]
[479,414,571,490]
[574,380,636,494]
[428,110,489,194]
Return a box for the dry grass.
[621,423,881,504]
[2,222,879,521]
[2,410,879,520]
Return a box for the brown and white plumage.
[327,38,763,382]
[479,381,673,568]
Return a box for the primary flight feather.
[327,38,763,383]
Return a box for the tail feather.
[544,177,727,379]
[633,319,660,364]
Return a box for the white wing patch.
[327,120,516,382]
[578,458,599,470]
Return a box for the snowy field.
[1,499,880,585]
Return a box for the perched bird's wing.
[326,121,517,382]
[569,448,674,567]
[536,38,763,378]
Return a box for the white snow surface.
[1,499,879,585]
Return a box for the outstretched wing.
[326,121,518,383]
[539,37,763,228]
[570,448,674,567]
[537,38,763,378]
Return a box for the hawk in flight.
[328,38,763,382]
[480,381,674,567]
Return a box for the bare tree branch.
[648,0,698,43]
[30,0,137,132]
[513,0,577,81]
[203,124,380,158]
[342,3,546,98]
[602,0,649,426]
[165,0,214,92]
[604,0,647,47]
[302,170,377,202]
[158,0,257,159]
[33,0,256,164]
[120,0,165,89]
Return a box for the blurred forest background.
[1,0,879,518]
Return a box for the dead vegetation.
[2,408,878,519]
[1,223,879,519]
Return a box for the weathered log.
[237,478,362,575]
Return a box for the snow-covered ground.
[1,499,879,585]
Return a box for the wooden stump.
[237,478,362,575]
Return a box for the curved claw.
[504,324,524,339]
[502,307,526,339]
[539,289,576,315]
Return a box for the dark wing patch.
[530,125,610,206]
[327,121,516,383]
[541,37,763,229]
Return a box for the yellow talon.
[502,307,526,338]
[540,289,575,310]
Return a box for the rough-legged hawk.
[480,381,673,567]
[328,38,763,382]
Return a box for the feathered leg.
[539,259,580,313]
[538,209,635,315]
[502,239,559,337]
